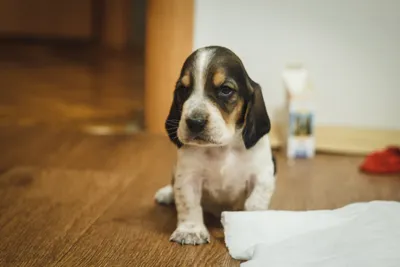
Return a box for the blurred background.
[0,0,398,154]
[0,1,399,266]
[0,0,146,133]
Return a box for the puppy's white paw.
[154,185,174,205]
[170,223,210,245]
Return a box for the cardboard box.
[282,63,316,159]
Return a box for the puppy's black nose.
[186,117,207,134]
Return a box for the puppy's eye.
[218,86,235,98]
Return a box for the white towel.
[221,201,400,267]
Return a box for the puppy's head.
[166,46,270,149]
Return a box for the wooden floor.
[0,125,399,267]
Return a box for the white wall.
[194,0,400,130]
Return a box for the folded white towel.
[221,201,400,267]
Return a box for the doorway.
[0,0,146,134]
[0,0,194,136]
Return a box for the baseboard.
[269,123,400,155]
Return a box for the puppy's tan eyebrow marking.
[181,73,191,87]
[212,69,226,87]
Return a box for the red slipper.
[360,146,400,175]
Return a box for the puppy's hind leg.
[154,185,174,205]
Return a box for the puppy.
[155,46,276,245]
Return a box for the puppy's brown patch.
[231,98,245,126]
[218,98,244,127]
[233,98,245,122]
[212,69,226,87]
[181,73,191,87]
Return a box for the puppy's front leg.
[170,172,210,245]
[245,172,275,211]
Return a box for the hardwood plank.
[56,137,238,267]
[0,125,148,171]
[270,154,400,210]
[0,127,161,266]
[0,167,134,267]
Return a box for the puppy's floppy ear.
[165,89,183,148]
[242,80,271,149]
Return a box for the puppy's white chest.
[201,148,251,209]
[209,149,246,181]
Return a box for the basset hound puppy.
[155,46,277,245]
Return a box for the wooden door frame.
[144,0,194,134]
